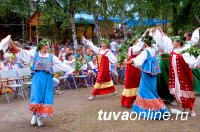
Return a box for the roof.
[27,12,44,26]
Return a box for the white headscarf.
[4,53,10,59]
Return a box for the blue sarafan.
[131,50,169,120]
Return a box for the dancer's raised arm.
[82,37,99,54]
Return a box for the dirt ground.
[0,85,200,132]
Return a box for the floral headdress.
[171,36,185,45]
[141,35,155,46]
[36,38,51,51]
[100,38,110,46]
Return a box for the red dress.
[92,49,115,95]
[169,51,195,108]
[121,49,141,107]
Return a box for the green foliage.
[0,0,31,24]
[0,0,31,18]
[117,38,135,64]
[37,1,71,42]
[182,46,200,58]
[75,57,86,71]
[0,0,199,40]
[48,48,54,54]
[110,0,199,35]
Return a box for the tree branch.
[195,15,200,24]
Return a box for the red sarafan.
[121,48,141,107]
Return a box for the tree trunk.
[172,2,178,35]
[70,13,78,49]
[21,18,25,42]
[94,13,102,44]
[29,0,35,11]
[121,0,127,41]
[122,11,127,41]
[105,20,109,39]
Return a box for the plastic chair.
[0,69,27,103]
[16,67,32,98]
[16,67,32,85]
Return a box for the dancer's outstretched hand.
[82,36,86,41]
[142,28,150,37]
[151,27,156,35]
[8,39,14,48]
[82,36,88,45]
[156,27,165,36]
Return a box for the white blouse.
[86,41,117,64]
[173,47,197,69]
[158,36,173,54]
[18,49,74,74]
[191,28,199,45]
[197,56,200,66]
[152,30,173,54]
[131,47,157,68]
[128,39,144,57]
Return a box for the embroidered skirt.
[29,71,53,118]
[132,71,168,120]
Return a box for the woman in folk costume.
[83,37,118,100]
[9,39,74,126]
[121,36,142,107]
[169,36,197,117]
[124,34,168,120]
[151,27,176,105]
[184,28,200,94]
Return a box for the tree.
[37,0,71,43]
[84,0,102,44]
[0,0,32,41]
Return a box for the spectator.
[64,53,75,69]
[74,46,83,59]
[58,48,66,62]
[85,47,92,62]
[53,41,59,57]
[3,53,19,70]
[13,41,25,68]
[110,39,117,56]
